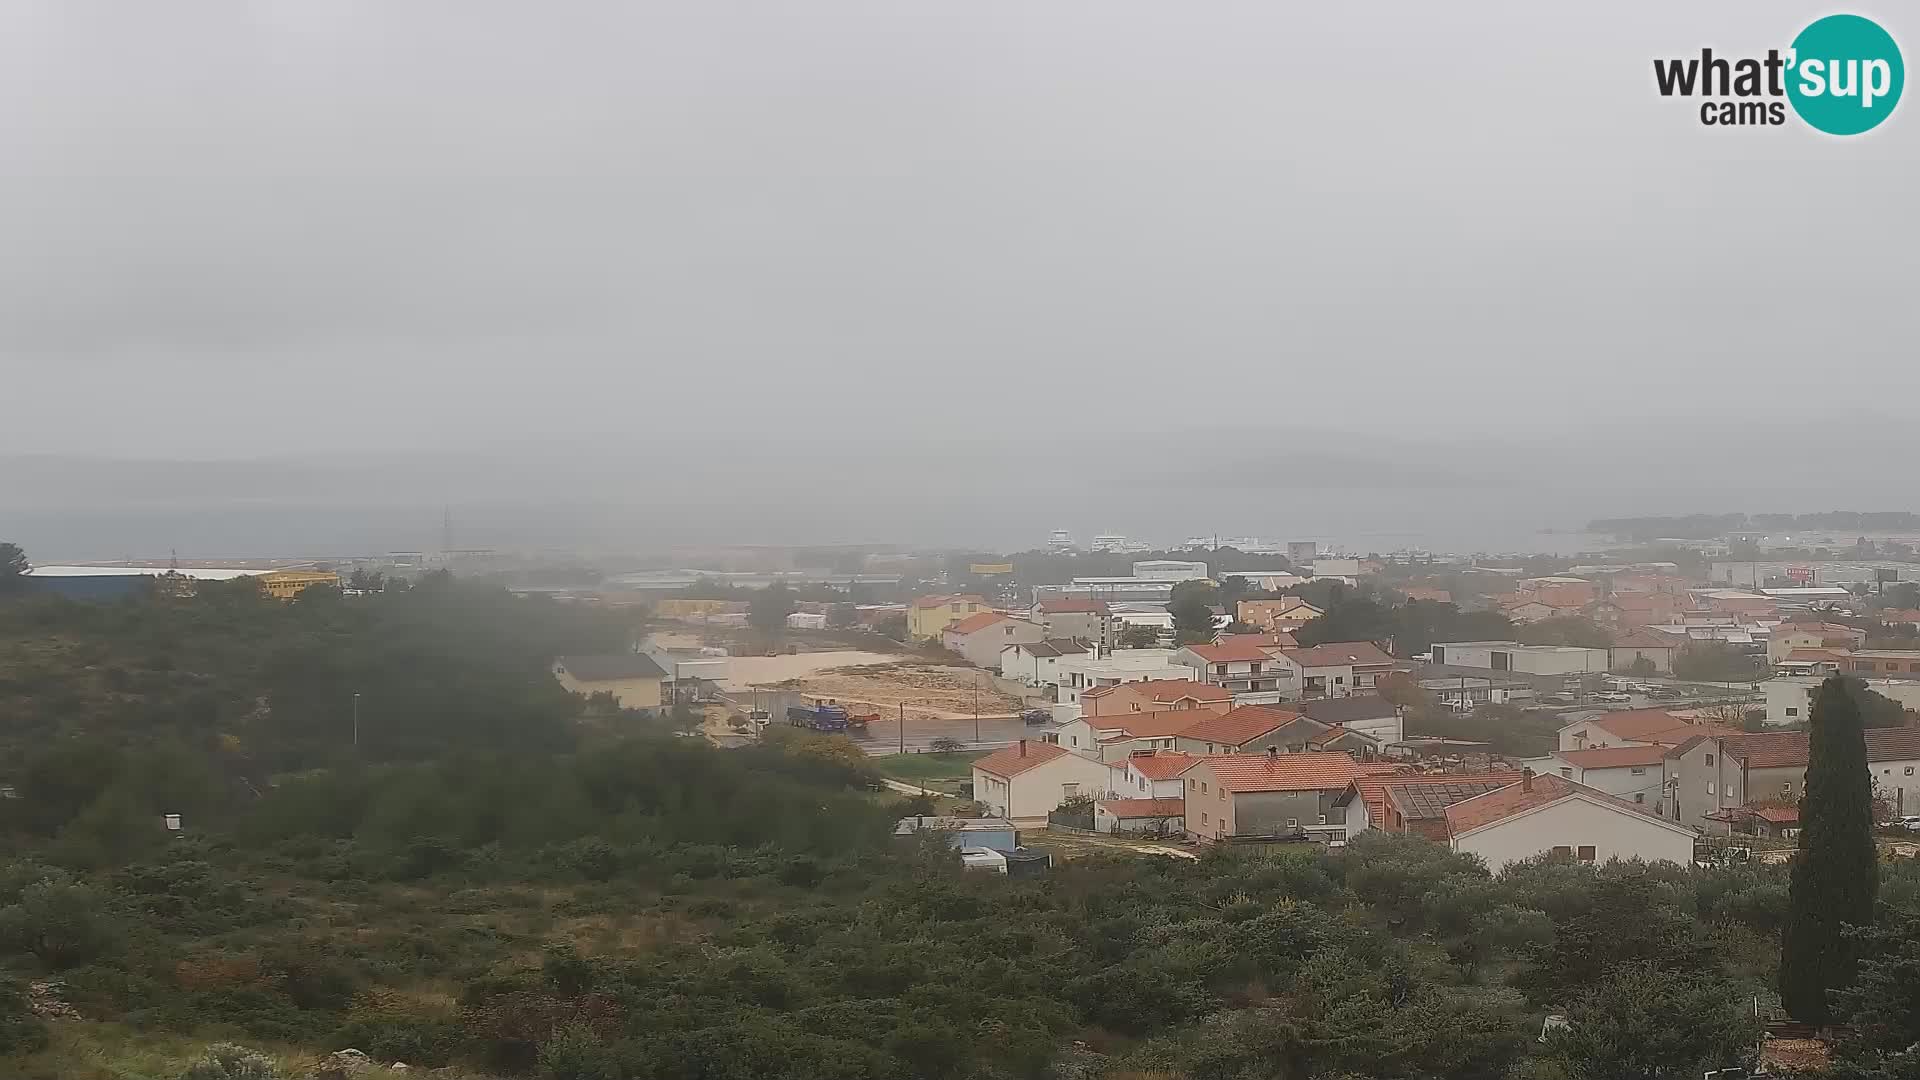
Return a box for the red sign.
[1787,566,1813,584]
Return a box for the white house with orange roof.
[940,612,1046,668]
[970,739,1118,826]
[1081,678,1233,718]
[1106,748,1196,799]
[1271,641,1398,699]
[1442,772,1697,872]
[1053,710,1202,760]
[1556,709,1742,752]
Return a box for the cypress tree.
[1781,675,1879,1025]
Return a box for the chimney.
[1266,745,1279,761]
[1521,767,1534,793]
[1018,739,1028,757]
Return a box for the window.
[1189,778,1195,789]
[1201,782,1209,794]
[1218,788,1225,801]
[1705,754,1715,766]
[1317,814,1328,825]
[1706,782,1715,795]
[1559,767,1572,778]
[1783,781,1794,794]
[1577,845,1597,863]
[1787,707,1799,716]
[1634,793,1645,804]
[1335,676,1345,685]
[1630,767,1646,775]
[1552,845,1572,857]
[1063,783,1080,798]
[1287,818,1299,828]
[1201,811,1209,825]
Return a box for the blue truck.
[788,700,850,732]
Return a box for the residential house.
[1236,597,1325,631]
[1095,797,1187,835]
[1521,577,1600,609]
[907,594,992,640]
[1557,709,1741,752]
[1767,622,1869,664]
[1031,599,1118,652]
[552,654,667,712]
[1106,749,1198,799]
[1173,705,1307,755]
[1082,678,1234,717]
[1503,599,1579,624]
[1054,649,1191,705]
[1764,675,1920,725]
[1297,695,1405,745]
[970,740,1117,826]
[1397,587,1454,604]
[1589,591,1688,630]
[1342,771,1523,839]
[1272,642,1397,699]
[999,639,1089,686]
[1843,650,1920,679]
[1609,630,1682,674]
[941,612,1046,668]
[1690,589,1778,619]
[1443,772,1698,872]
[1529,734,1740,830]
[1174,640,1289,696]
[1730,727,1920,818]
[1052,711,1203,760]
[1181,749,1370,844]
[1709,803,1799,839]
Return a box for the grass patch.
[876,751,986,783]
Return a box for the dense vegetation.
[3,567,1919,1080]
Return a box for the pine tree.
[1781,675,1880,1025]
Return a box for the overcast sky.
[2,3,1916,555]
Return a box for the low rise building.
[1030,599,1118,651]
[893,816,1017,852]
[1609,631,1682,675]
[1343,771,1523,838]
[1731,727,1920,817]
[1174,640,1290,695]
[907,594,992,640]
[999,639,1088,686]
[1765,675,1920,725]
[1082,678,1233,718]
[552,654,668,712]
[1767,622,1868,664]
[1297,695,1405,745]
[1054,649,1190,705]
[1429,640,1609,676]
[970,740,1117,826]
[1271,642,1397,698]
[1844,650,1920,679]
[1443,772,1698,872]
[1181,750,1370,845]
[941,612,1046,668]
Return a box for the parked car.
[1541,693,1577,706]
[1898,815,1920,833]
[1595,691,1632,703]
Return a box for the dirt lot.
[761,659,1023,722]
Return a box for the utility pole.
[973,675,981,745]
[352,692,361,749]
[899,701,905,755]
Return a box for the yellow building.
[257,570,340,600]
[654,597,747,620]
[552,655,667,712]
[906,593,992,641]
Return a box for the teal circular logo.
[1787,14,1904,135]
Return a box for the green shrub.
[178,1042,280,1080]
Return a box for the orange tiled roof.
[1555,745,1671,769]
[1115,750,1198,780]
[1584,709,1739,746]
[1093,710,1213,738]
[1184,640,1277,663]
[1175,705,1302,747]
[1443,773,1668,835]
[1189,752,1363,793]
[943,611,1009,636]
[1098,797,1187,819]
[972,740,1071,779]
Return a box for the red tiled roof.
[1093,710,1212,738]
[1730,727,1920,770]
[1555,745,1671,769]
[1189,752,1363,793]
[1443,773,1673,836]
[943,611,1009,636]
[1175,705,1302,747]
[1583,709,1740,746]
[1097,797,1187,819]
[1184,640,1277,663]
[1354,771,1524,825]
[1281,641,1395,668]
[1116,750,1198,780]
[1748,804,1799,824]
[972,740,1071,779]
